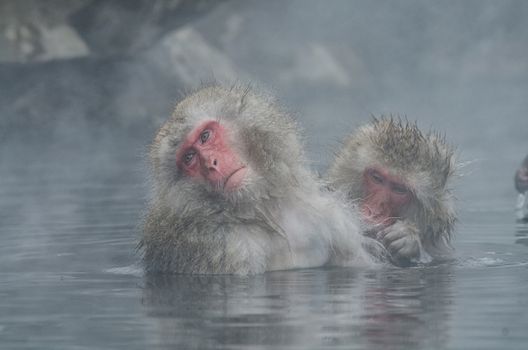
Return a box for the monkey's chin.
[362,215,397,234]
[223,167,247,192]
[361,206,395,228]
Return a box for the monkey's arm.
[377,220,423,266]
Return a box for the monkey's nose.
[208,158,219,171]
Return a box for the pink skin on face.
[361,167,412,229]
[176,120,247,192]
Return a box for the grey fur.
[326,116,457,262]
[140,84,380,274]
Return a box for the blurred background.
[1,0,527,200]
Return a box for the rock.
[0,0,225,63]
[0,0,89,62]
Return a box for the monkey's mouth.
[361,205,397,228]
[223,166,247,192]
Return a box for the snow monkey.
[326,117,457,265]
[140,85,383,275]
[515,155,528,194]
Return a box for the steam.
[1,1,527,271]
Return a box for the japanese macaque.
[515,155,528,221]
[326,117,457,265]
[140,85,383,274]
[515,155,528,194]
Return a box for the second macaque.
[326,117,457,265]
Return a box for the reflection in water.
[142,266,453,349]
[359,266,453,350]
[514,193,528,246]
[514,220,528,246]
[515,193,528,222]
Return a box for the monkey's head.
[150,85,307,211]
[328,117,456,237]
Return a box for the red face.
[361,167,412,228]
[176,120,247,192]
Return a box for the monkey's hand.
[377,220,421,266]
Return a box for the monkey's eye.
[391,184,408,195]
[370,171,384,184]
[199,130,211,144]
[183,150,196,165]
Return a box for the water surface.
[1,142,527,350]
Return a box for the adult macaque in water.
[326,117,457,265]
[140,85,382,274]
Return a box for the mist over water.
[1,1,528,349]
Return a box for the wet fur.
[327,117,457,260]
[140,85,382,274]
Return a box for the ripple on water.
[105,265,143,277]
